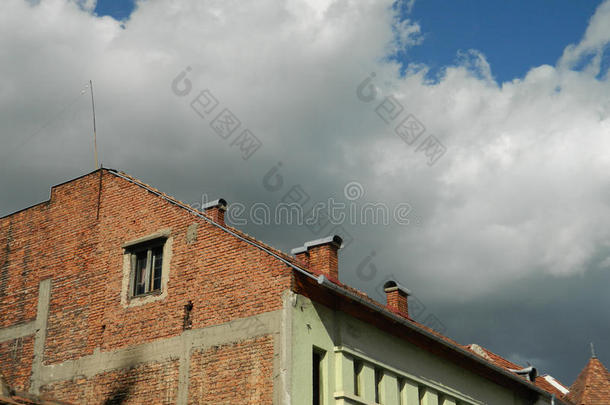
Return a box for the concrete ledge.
[40,310,281,386]
[0,321,35,343]
[333,391,377,405]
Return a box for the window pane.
[134,251,148,295]
[152,247,163,291]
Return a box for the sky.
[2,0,610,385]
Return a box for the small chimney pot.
[203,198,227,225]
[291,235,343,280]
[383,280,411,318]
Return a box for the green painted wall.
[288,292,551,405]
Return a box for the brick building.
[0,168,604,404]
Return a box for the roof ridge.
[105,169,303,267]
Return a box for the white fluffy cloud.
[560,0,610,77]
[1,0,610,303]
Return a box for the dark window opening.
[128,239,165,297]
[183,300,193,330]
[375,368,383,404]
[313,349,325,405]
[354,359,364,396]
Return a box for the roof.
[465,344,569,397]
[85,170,571,401]
[1,169,568,402]
[564,357,610,405]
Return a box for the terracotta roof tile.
[564,357,610,405]
[465,344,569,397]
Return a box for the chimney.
[203,198,227,225]
[292,246,310,268]
[383,280,411,318]
[291,235,343,280]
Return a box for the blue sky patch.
[94,0,136,21]
[92,0,604,83]
[394,0,603,83]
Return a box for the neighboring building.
[0,168,598,404]
[563,356,610,405]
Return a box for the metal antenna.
[89,79,99,169]
[591,342,597,358]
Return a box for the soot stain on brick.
[103,381,134,405]
[102,364,141,404]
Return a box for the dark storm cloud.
[2,0,610,388]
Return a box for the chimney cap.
[383,280,411,296]
[291,246,307,255]
[290,235,343,255]
[203,198,227,211]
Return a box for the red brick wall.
[188,335,274,404]
[0,169,291,400]
[40,359,180,404]
[0,336,34,392]
[0,202,52,329]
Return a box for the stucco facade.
[288,293,551,405]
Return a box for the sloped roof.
[465,344,569,398]
[3,169,565,403]
[106,169,567,402]
[564,357,610,405]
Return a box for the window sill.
[333,391,378,405]
[130,290,162,300]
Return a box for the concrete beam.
[29,279,52,395]
[40,310,280,404]
[0,321,35,342]
[0,279,284,404]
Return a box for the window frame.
[128,239,165,298]
[120,229,173,308]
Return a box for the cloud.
[559,0,610,77]
[2,0,610,294]
[2,0,610,383]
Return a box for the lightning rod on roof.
[88,79,99,170]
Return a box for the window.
[313,348,325,405]
[128,239,165,297]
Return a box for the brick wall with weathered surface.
[0,169,292,404]
[0,336,34,392]
[40,359,181,404]
[188,335,274,404]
